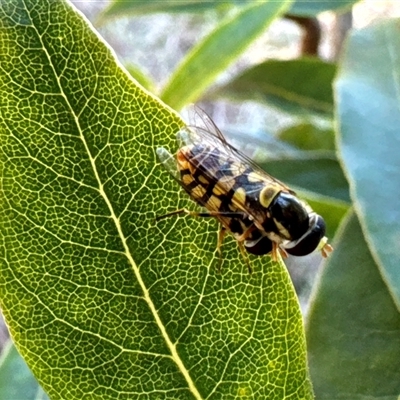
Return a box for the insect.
[156,108,332,272]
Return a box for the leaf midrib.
[25,2,202,398]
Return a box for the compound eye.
[270,192,309,240]
[285,215,326,256]
[244,235,273,256]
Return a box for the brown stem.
[285,15,321,56]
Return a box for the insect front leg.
[216,225,254,274]
[271,242,288,262]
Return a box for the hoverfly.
[156,108,332,272]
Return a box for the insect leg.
[237,241,252,274]
[216,227,227,272]
[321,242,333,258]
[271,242,288,262]
[156,208,213,221]
[156,209,245,221]
[235,225,256,242]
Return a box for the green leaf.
[99,0,358,21]
[277,122,335,151]
[0,340,49,400]
[99,0,242,20]
[214,58,335,118]
[258,156,350,202]
[124,63,155,93]
[336,18,400,308]
[161,0,293,110]
[306,211,400,398]
[0,0,313,398]
[289,0,358,17]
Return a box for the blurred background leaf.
[336,18,400,308]
[160,1,293,109]
[277,122,335,151]
[290,0,359,16]
[306,210,400,398]
[0,340,49,400]
[258,156,349,202]
[99,0,359,20]
[213,58,335,118]
[98,0,246,21]
[125,63,156,93]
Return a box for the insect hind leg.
[156,209,253,274]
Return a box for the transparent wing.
[156,147,180,181]
[157,146,232,213]
[158,107,294,226]
[187,105,228,145]
[179,106,293,194]
[156,146,246,232]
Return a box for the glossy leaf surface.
[336,18,400,308]
[307,211,400,398]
